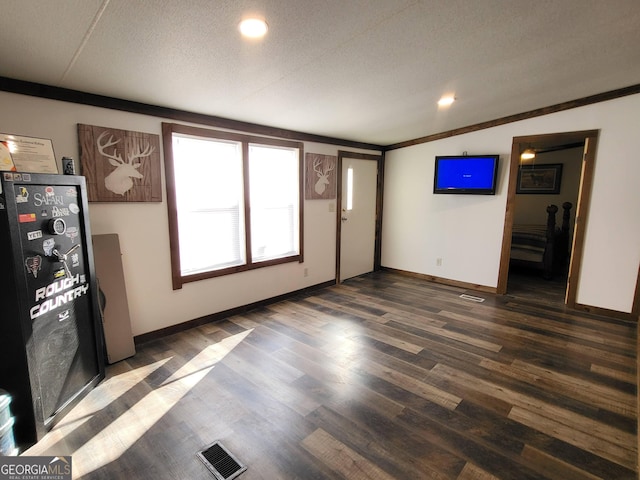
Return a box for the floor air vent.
[197,441,247,480]
[459,293,485,303]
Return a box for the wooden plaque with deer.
[305,153,337,200]
[78,124,162,202]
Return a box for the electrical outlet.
[436,258,442,266]
[304,267,309,277]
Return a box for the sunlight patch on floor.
[24,357,173,456]
[72,329,253,477]
[25,329,253,477]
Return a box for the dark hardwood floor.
[506,264,569,306]
[25,270,637,479]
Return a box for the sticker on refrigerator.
[16,187,28,203]
[19,213,37,223]
[43,238,55,256]
[27,230,43,241]
[25,255,42,278]
[51,206,70,217]
[34,191,63,207]
[53,268,66,279]
[65,226,79,243]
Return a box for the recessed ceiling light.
[239,18,268,39]
[520,149,536,160]
[437,95,456,107]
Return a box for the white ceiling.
[2,0,639,146]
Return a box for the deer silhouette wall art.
[313,157,335,195]
[97,131,154,196]
[78,124,162,202]
[305,153,337,199]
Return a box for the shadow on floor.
[506,265,568,307]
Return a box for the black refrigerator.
[0,172,105,450]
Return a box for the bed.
[510,202,572,279]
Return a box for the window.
[163,123,303,289]
[346,166,354,211]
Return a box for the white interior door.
[339,157,378,282]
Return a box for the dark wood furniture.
[510,202,572,278]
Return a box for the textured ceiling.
[1,0,639,145]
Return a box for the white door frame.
[335,150,384,283]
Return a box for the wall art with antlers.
[305,153,337,200]
[78,124,161,202]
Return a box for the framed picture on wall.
[516,163,563,194]
[78,124,161,202]
[305,153,337,200]
[0,133,58,174]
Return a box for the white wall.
[0,91,378,335]
[382,94,640,314]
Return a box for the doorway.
[336,151,383,283]
[497,130,599,308]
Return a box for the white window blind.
[248,144,300,262]
[172,134,245,275]
[166,125,303,286]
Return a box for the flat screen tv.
[433,155,499,195]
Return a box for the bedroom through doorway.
[497,130,599,308]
